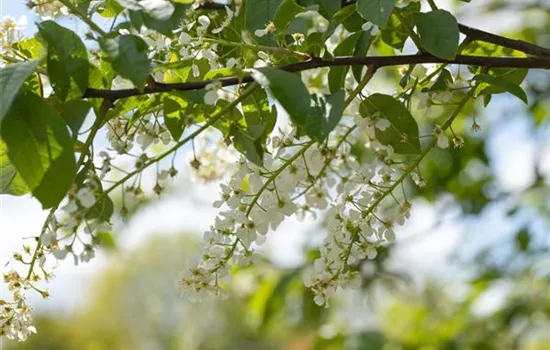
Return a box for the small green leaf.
[428,69,453,92]
[251,67,311,127]
[0,60,39,124]
[414,10,459,60]
[329,32,361,93]
[462,41,525,58]
[0,139,30,196]
[357,0,396,27]
[60,100,91,137]
[242,87,277,144]
[232,129,264,166]
[127,2,186,36]
[352,31,373,82]
[86,194,114,222]
[474,74,528,104]
[99,0,124,17]
[11,37,45,60]
[101,34,151,89]
[333,6,364,32]
[307,0,340,19]
[163,96,187,140]
[1,91,76,208]
[479,68,527,95]
[38,21,89,100]
[305,90,345,142]
[274,0,305,31]
[381,2,420,51]
[360,93,420,154]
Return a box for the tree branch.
[83,54,550,101]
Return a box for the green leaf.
[251,67,311,127]
[414,10,459,60]
[0,60,39,124]
[462,40,525,58]
[38,21,89,100]
[86,194,114,222]
[352,31,373,82]
[305,90,345,142]
[101,34,151,89]
[126,2,187,36]
[329,32,361,93]
[232,128,264,166]
[245,0,283,45]
[474,74,528,104]
[60,100,91,137]
[360,93,420,154]
[163,95,187,140]
[306,0,340,19]
[0,139,30,196]
[242,87,277,144]
[428,69,453,92]
[479,68,527,94]
[98,0,124,17]
[1,91,76,208]
[381,2,420,51]
[357,0,396,27]
[333,5,364,32]
[11,37,45,60]
[274,0,305,31]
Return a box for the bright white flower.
[254,22,276,37]
[375,118,391,131]
[198,15,211,28]
[76,187,96,208]
[204,81,222,105]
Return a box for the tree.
[1,0,549,342]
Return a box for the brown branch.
[83,54,550,101]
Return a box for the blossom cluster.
[1,270,37,341]
[27,0,69,20]
[0,15,27,56]
[1,170,113,340]
[180,114,414,305]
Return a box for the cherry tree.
[1,0,549,341]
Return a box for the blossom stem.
[25,100,109,280]
[104,83,260,196]
[339,84,478,269]
[200,37,310,60]
[246,66,378,215]
[58,0,107,37]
